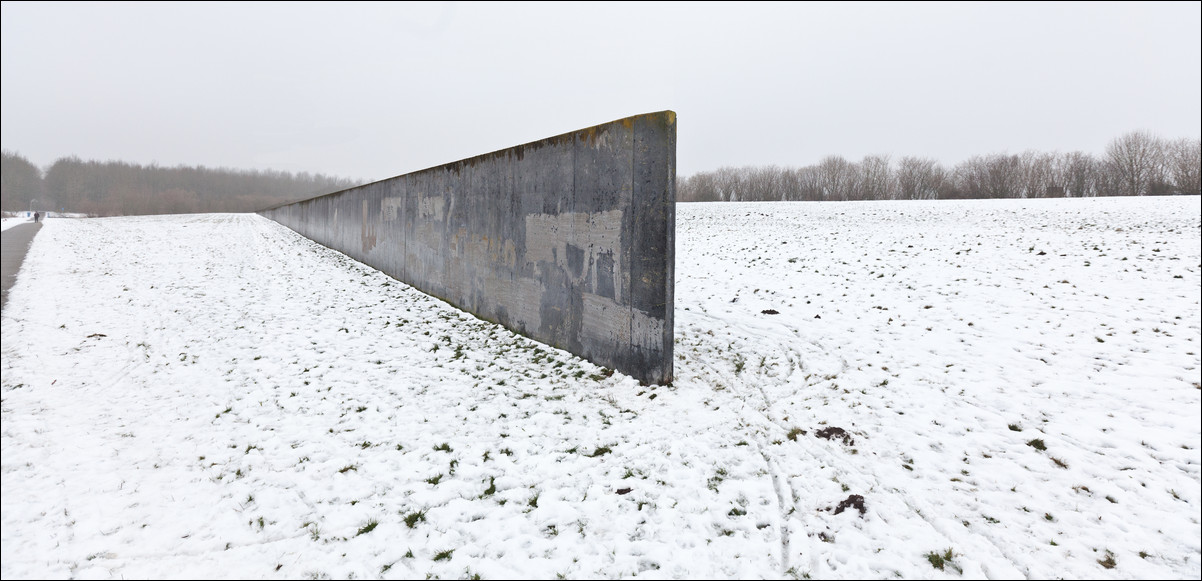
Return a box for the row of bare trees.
[4,130,1198,214]
[679,131,1200,202]
[1,151,362,216]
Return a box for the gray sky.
[2,1,1199,182]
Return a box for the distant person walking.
[33,212,40,223]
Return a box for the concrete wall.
[259,112,675,385]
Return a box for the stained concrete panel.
[260,112,675,385]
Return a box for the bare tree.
[1,150,43,212]
[818,155,856,201]
[744,165,783,201]
[985,154,1023,198]
[678,172,721,202]
[1105,130,1164,196]
[1164,137,1201,195]
[1020,150,1059,198]
[713,166,742,201]
[953,155,988,198]
[896,156,945,200]
[859,154,893,200]
[795,165,823,201]
[1059,151,1099,197]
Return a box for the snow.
[1,212,83,232]
[1,217,32,232]
[2,196,1199,579]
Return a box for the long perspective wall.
[260,111,675,385]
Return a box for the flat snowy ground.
[2,197,1199,579]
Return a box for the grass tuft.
[403,509,427,529]
[355,520,378,536]
[925,548,955,570]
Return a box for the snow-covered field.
[2,197,1199,579]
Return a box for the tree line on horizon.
[678,131,1200,202]
[3,130,1199,216]
[0,152,363,216]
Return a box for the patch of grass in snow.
[481,476,496,497]
[707,468,728,492]
[433,442,452,453]
[433,549,454,561]
[1008,423,1023,431]
[1051,457,1069,469]
[589,368,615,381]
[304,522,321,541]
[1026,438,1047,451]
[925,548,956,571]
[786,427,806,441]
[588,446,612,457]
[784,566,810,579]
[338,464,357,473]
[355,520,378,536]
[733,353,746,374]
[426,473,443,485]
[1098,550,1117,569]
[402,510,427,528]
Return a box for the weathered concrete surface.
[260,112,675,384]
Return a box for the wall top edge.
[257,111,676,213]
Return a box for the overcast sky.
[2,1,1199,182]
